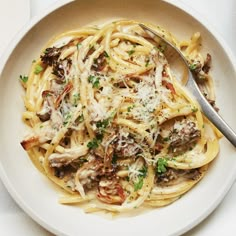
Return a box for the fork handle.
[187,75,236,147]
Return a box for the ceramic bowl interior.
[0,0,236,235]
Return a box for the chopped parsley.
[110,110,117,119]
[163,137,170,142]
[104,51,109,58]
[134,166,147,191]
[189,63,197,71]
[191,107,198,113]
[139,166,147,177]
[77,158,88,168]
[145,59,150,67]
[96,118,110,130]
[76,43,82,50]
[73,93,80,106]
[112,153,118,165]
[88,75,100,88]
[134,178,144,191]
[156,158,168,174]
[63,112,72,126]
[34,64,43,74]
[128,49,135,56]
[93,58,98,65]
[78,114,84,122]
[95,118,111,139]
[127,104,135,112]
[19,75,28,83]
[87,138,100,149]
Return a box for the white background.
[0,0,235,235]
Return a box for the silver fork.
[139,23,236,147]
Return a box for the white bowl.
[0,0,236,235]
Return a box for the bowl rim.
[0,0,236,235]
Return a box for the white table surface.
[0,0,235,235]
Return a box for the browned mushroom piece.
[157,168,201,183]
[97,177,126,204]
[20,136,40,150]
[169,119,201,154]
[40,47,62,66]
[202,53,212,74]
[48,145,89,168]
[74,159,104,197]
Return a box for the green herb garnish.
[128,49,135,56]
[87,138,100,149]
[134,178,144,191]
[104,51,109,58]
[112,154,118,165]
[63,112,72,126]
[191,107,198,113]
[189,63,197,71]
[78,114,84,122]
[139,166,147,177]
[88,75,100,88]
[34,64,43,74]
[163,137,170,142]
[73,93,80,106]
[77,43,82,50]
[156,158,168,174]
[127,104,135,112]
[96,118,110,130]
[145,59,150,67]
[19,75,28,83]
[134,166,147,191]
[95,118,111,139]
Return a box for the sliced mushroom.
[169,119,201,154]
[55,82,73,109]
[36,90,55,121]
[48,144,89,168]
[74,159,104,198]
[40,47,61,66]
[157,168,201,183]
[52,58,72,81]
[104,144,114,172]
[36,100,52,122]
[202,53,212,74]
[115,131,141,158]
[97,178,126,204]
[21,122,57,150]
[20,136,40,150]
[92,52,107,72]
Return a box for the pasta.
[20,20,221,213]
